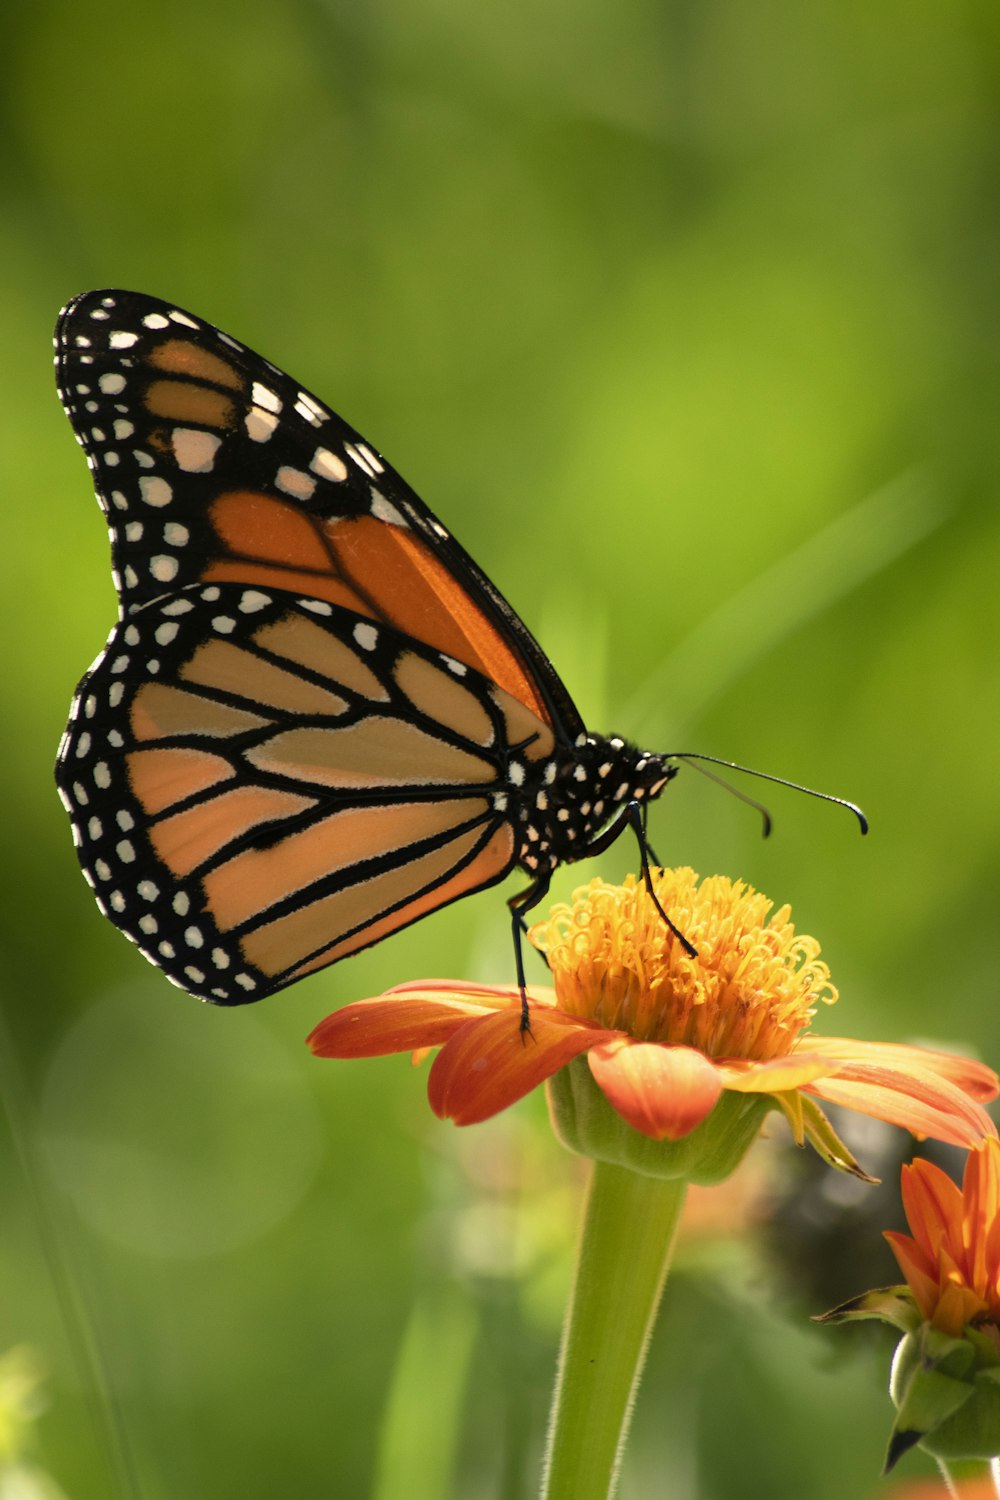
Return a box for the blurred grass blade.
[626,469,947,743]
[371,1290,477,1500]
[0,992,141,1499]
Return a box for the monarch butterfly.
[54,290,859,1007]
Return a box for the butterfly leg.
[640,800,663,868]
[581,801,697,959]
[508,874,552,1037]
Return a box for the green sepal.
[814,1285,920,1334]
[784,1093,877,1181]
[884,1327,1000,1468]
[546,1056,775,1184]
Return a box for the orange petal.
[967,1142,1000,1290]
[307,993,500,1057]
[884,1230,939,1320]
[801,1037,999,1103]
[588,1040,725,1141]
[717,1052,838,1093]
[806,1061,998,1149]
[899,1152,959,1260]
[382,978,557,1009]
[899,1158,963,1259]
[428,1007,603,1125]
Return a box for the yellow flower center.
[529,867,836,1060]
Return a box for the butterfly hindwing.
[54,582,561,1002]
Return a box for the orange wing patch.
[244,720,494,790]
[394,651,495,747]
[127,746,236,814]
[245,821,516,980]
[145,379,238,430]
[323,516,551,720]
[130,682,269,742]
[146,339,243,389]
[203,797,494,933]
[179,638,350,717]
[148,785,318,878]
[201,492,387,616]
[195,496,552,724]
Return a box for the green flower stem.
[936,1456,1000,1496]
[541,1158,687,1500]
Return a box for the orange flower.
[886,1139,1000,1340]
[308,870,997,1164]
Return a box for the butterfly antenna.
[671,753,868,836]
[675,756,774,836]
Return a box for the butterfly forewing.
[55,290,582,733]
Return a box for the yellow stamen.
[529,868,836,1060]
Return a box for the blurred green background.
[2,1,998,1495]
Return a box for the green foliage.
[2,0,998,1492]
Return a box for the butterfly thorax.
[509,735,675,876]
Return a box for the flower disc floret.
[531,870,836,1060]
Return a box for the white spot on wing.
[139,476,172,507]
[310,447,349,482]
[150,555,179,582]
[344,441,378,478]
[251,383,281,413]
[370,490,407,526]
[294,393,327,426]
[356,443,384,474]
[245,407,279,443]
[276,466,317,500]
[239,590,271,612]
[173,428,222,472]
